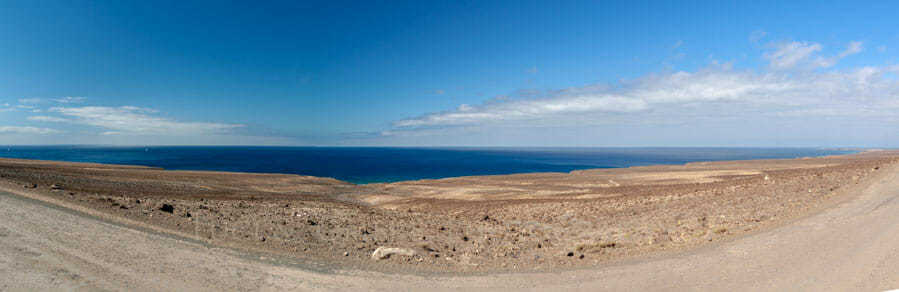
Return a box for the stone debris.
[159,204,175,213]
[371,247,416,260]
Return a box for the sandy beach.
[0,150,897,279]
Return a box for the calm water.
[0,146,855,184]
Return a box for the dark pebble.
[159,204,174,213]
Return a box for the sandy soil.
[3,151,899,290]
[0,150,896,275]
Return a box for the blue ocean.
[0,146,855,184]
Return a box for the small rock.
[371,247,416,260]
[567,252,574,257]
[159,204,174,213]
[261,236,266,242]
[23,183,37,189]
[343,252,349,256]
[50,184,62,190]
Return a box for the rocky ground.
[0,150,896,273]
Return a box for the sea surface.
[0,146,856,184]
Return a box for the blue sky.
[2,1,899,146]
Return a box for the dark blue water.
[0,146,856,184]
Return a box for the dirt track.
[3,161,899,290]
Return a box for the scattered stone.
[184,212,192,218]
[579,254,585,259]
[371,247,416,260]
[120,205,129,210]
[23,183,37,189]
[50,184,62,190]
[261,236,266,242]
[567,252,574,257]
[135,199,141,204]
[420,244,437,252]
[159,204,174,213]
[343,251,349,256]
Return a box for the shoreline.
[0,146,865,185]
[0,150,896,274]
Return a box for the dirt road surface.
[3,165,899,291]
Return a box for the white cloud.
[395,64,798,128]
[27,116,70,122]
[18,98,43,104]
[0,126,62,135]
[764,41,862,70]
[393,44,899,133]
[813,41,863,68]
[764,41,822,69]
[53,96,86,104]
[843,41,864,56]
[18,97,87,104]
[49,106,244,136]
[749,30,767,43]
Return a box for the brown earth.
[1,150,896,273]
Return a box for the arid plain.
[1,150,896,277]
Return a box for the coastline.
[0,150,896,274]
[0,146,862,185]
